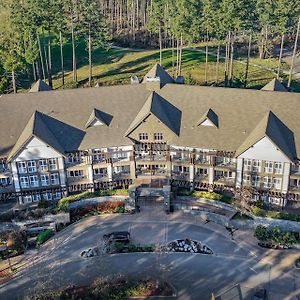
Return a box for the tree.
[80,0,111,87]
[0,1,25,93]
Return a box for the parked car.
[103,231,130,244]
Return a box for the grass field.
[42,39,299,91]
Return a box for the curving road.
[0,211,299,300]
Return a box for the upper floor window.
[243,159,252,171]
[68,170,83,177]
[94,168,107,176]
[139,133,148,141]
[39,159,48,171]
[274,162,283,174]
[251,175,261,187]
[154,133,163,141]
[48,158,58,171]
[252,160,261,172]
[0,178,9,186]
[29,175,39,187]
[27,161,37,173]
[263,176,273,188]
[273,178,282,189]
[41,174,50,187]
[264,161,273,173]
[18,162,27,174]
[50,173,60,185]
[20,176,29,188]
[243,174,251,183]
[92,149,106,162]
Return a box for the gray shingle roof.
[0,78,299,161]
[29,80,52,93]
[125,92,181,136]
[142,64,174,85]
[261,78,287,92]
[235,111,297,160]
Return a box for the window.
[113,166,130,174]
[50,173,60,185]
[264,161,273,173]
[41,174,50,187]
[243,159,252,171]
[243,174,251,184]
[139,133,148,141]
[68,170,83,177]
[23,195,32,203]
[252,160,261,172]
[112,152,128,161]
[29,175,39,187]
[53,192,62,200]
[154,133,163,140]
[32,194,41,202]
[20,176,29,188]
[27,161,37,173]
[43,192,53,201]
[0,178,9,186]
[273,178,282,190]
[92,149,106,162]
[251,175,261,187]
[94,168,107,176]
[39,159,48,171]
[18,162,27,174]
[263,176,273,188]
[274,162,283,174]
[48,158,58,171]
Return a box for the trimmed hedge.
[58,189,128,211]
[36,229,54,245]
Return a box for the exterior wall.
[127,114,175,143]
[239,137,290,163]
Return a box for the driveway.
[0,211,299,300]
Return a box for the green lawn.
[41,39,299,91]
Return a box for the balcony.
[136,169,170,177]
[214,176,236,186]
[172,156,190,164]
[194,159,210,166]
[67,175,89,184]
[291,166,300,177]
[172,171,190,181]
[113,172,131,180]
[93,174,109,182]
[194,174,209,182]
[215,161,236,170]
[136,154,152,161]
[289,186,300,193]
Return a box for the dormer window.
[197,109,219,128]
[139,133,148,141]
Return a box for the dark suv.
[103,231,130,244]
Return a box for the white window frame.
[27,161,37,173]
[50,173,60,185]
[23,195,32,203]
[18,162,27,174]
[32,194,41,202]
[273,178,282,190]
[263,176,273,188]
[274,162,283,174]
[43,192,53,201]
[41,174,50,187]
[39,159,48,171]
[252,175,261,187]
[252,160,261,173]
[93,168,107,176]
[20,176,29,188]
[68,170,84,177]
[243,159,252,171]
[264,161,273,174]
[29,175,39,187]
[48,158,58,171]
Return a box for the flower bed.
[23,276,174,299]
[165,238,213,254]
[58,189,128,211]
[70,200,125,222]
[252,207,300,222]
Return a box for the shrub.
[58,189,129,211]
[255,199,264,209]
[36,229,54,245]
[252,207,267,217]
[190,191,232,204]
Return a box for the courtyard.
[0,208,299,300]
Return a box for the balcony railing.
[194,174,209,181]
[172,171,190,180]
[67,175,89,183]
[215,161,237,169]
[194,159,210,165]
[113,173,131,180]
[136,169,169,176]
[172,156,190,163]
[214,177,235,186]
[291,167,300,176]
[289,186,300,193]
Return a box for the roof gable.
[235,111,296,161]
[261,78,287,92]
[197,108,219,128]
[125,92,181,137]
[8,111,65,161]
[142,64,174,86]
[29,80,52,93]
[86,108,113,128]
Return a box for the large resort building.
[0,64,300,208]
